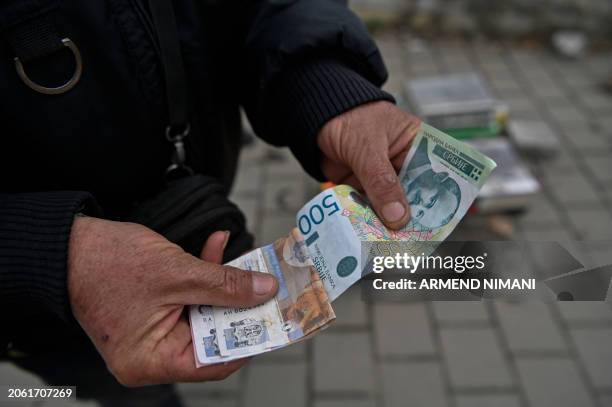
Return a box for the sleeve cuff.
[263,60,395,180]
[0,191,100,323]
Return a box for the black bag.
[129,174,253,261]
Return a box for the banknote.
[189,305,220,367]
[191,228,335,366]
[190,249,275,366]
[264,228,335,340]
[213,248,288,358]
[191,122,496,365]
[296,123,497,300]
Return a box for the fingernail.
[382,202,406,223]
[222,231,231,251]
[253,273,276,296]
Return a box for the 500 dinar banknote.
[298,123,497,301]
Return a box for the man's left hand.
[317,101,421,230]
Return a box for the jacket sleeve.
[239,0,395,180]
[0,192,99,325]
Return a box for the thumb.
[172,254,278,308]
[200,230,230,263]
[355,150,411,230]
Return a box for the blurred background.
[2,0,612,406]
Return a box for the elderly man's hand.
[68,217,278,386]
[318,101,421,230]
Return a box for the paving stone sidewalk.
[2,34,612,407]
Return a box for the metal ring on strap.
[165,123,191,142]
[14,38,82,95]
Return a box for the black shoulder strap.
[1,0,62,62]
[6,13,63,63]
[147,0,189,132]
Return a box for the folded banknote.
[190,123,497,366]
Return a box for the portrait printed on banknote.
[263,228,335,341]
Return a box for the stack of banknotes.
[189,123,497,366]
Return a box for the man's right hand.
[67,217,278,386]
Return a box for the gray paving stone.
[566,206,612,240]
[540,145,582,173]
[257,339,307,361]
[519,225,574,242]
[432,301,489,324]
[495,302,566,353]
[264,148,305,178]
[525,240,594,282]
[480,58,511,72]
[314,400,376,407]
[557,302,612,323]
[515,194,563,227]
[244,362,307,407]
[600,394,612,407]
[384,76,405,96]
[587,56,612,76]
[556,120,604,145]
[606,185,612,204]
[477,58,511,75]
[570,328,612,389]
[0,398,36,407]
[517,359,595,407]
[441,44,474,67]
[406,56,438,70]
[521,68,553,86]
[583,154,612,185]
[440,327,513,389]
[178,372,242,407]
[304,176,322,197]
[330,287,368,328]
[313,332,375,393]
[262,176,306,215]
[502,95,538,116]
[565,128,612,152]
[579,92,612,113]
[231,163,262,196]
[544,172,601,208]
[258,213,295,246]
[516,58,549,74]
[454,394,521,407]
[489,76,523,94]
[381,362,448,407]
[558,65,597,89]
[442,62,475,74]
[542,91,575,108]
[183,398,235,407]
[548,104,587,124]
[597,116,612,131]
[409,64,442,78]
[373,303,435,357]
[0,364,49,407]
[178,373,242,396]
[496,86,531,102]
[42,401,99,407]
[232,197,259,232]
[0,363,45,387]
[238,139,266,164]
[534,83,569,102]
[587,245,612,268]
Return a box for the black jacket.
[0,0,392,343]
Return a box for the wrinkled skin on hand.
[318,101,421,230]
[68,218,277,386]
